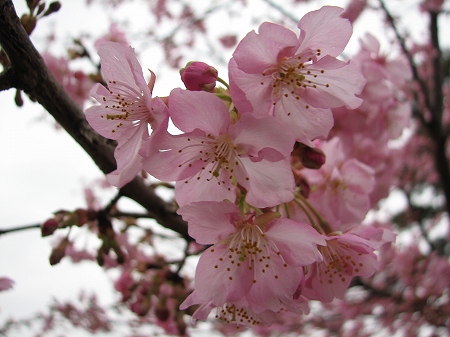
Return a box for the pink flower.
[303,225,391,302]
[85,42,168,187]
[229,6,365,144]
[178,202,325,322]
[142,89,295,208]
[301,137,375,228]
[0,277,14,291]
[43,53,93,107]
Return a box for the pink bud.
[0,277,15,292]
[155,305,170,322]
[301,146,326,169]
[41,219,58,237]
[49,238,69,265]
[180,61,218,92]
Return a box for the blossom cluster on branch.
[83,5,397,329]
[1,0,450,336]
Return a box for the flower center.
[100,79,153,133]
[317,240,362,285]
[211,218,286,283]
[215,303,261,327]
[180,133,249,186]
[260,50,330,112]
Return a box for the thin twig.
[0,223,40,235]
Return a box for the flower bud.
[20,14,36,35]
[43,2,62,17]
[41,218,58,237]
[155,305,170,322]
[180,61,218,92]
[301,146,326,169]
[49,238,69,265]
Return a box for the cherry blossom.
[229,6,365,144]
[178,201,325,324]
[303,225,393,303]
[0,277,14,292]
[142,88,296,208]
[43,53,93,107]
[300,137,375,228]
[85,42,169,187]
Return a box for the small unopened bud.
[49,238,69,265]
[180,61,218,92]
[36,3,46,15]
[15,89,24,107]
[155,305,170,322]
[293,170,310,198]
[26,0,39,11]
[43,2,61,17]
[74,208,88,227]
[302,146,326,169]
[20,14,37,35]
[41,218,58,237]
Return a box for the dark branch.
[379,0,450,218]
[0,223,40,235]
[0,0,189,240]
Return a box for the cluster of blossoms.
[85,6,397,328]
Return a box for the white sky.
[0,0,448,336]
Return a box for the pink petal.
[275,93,334,142]
[107,122,148,187]
[85,84,124,140]
[168,88,230,135]
[228,60,273,115]
[297,6,352,57]
[301,56,365,109]
[265,218,325,266]
[229,114,295,159]
[97,42,150,98]
[232,22,298,73]
[142,130,210,182]
[246,258,302,313]
[174,173,236,207]
[236,158,295,208]
[177,202,239,244]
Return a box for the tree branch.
[0,223,40,235]
[379,0,450,217]
[0,0,189,240]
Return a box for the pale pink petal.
[228,60,273,115]
[232,22,298,73]
[301,57,365,109]
[246,258,302,313]
[194,245,254,304]
[229,114,295,159]
[97,42,150,99]
[168,88,230,135]
[174,173,236,207]
[265,218,325,266]
[142,130,210,181]
[85,84,123,140]
[275,93,334,141]
[341,158,375,194]
[107,122,148,187]
[177,202,239,244]
[236,158,295,208]
[297,6,352,57]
